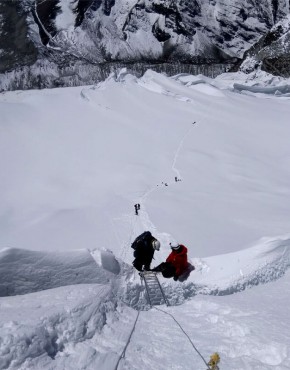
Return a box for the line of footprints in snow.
[134,177,182,215]
[134,121,195,215]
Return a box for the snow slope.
[0,70,290,369]
[1,70,290,258]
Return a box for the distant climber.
[137,203,140,211]
[152,241,194,281]
[134,204,138,215]
[131,231,160,272]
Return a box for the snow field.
[1,70,290,258]
[0,69,290,369]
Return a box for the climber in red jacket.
[166,242,189,278]
[152,241,194,281]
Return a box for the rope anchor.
[207,352,220,370]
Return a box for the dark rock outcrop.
[239,17,290,77]
[0,1,38,73]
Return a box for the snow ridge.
[0,248,114,297]
[115,235,290,309]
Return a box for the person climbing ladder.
[131,231,160,272]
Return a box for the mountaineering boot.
[177,263,195,282]
[151,264,164,272]
[143,267,152,271]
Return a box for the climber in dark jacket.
[131,231,160,272]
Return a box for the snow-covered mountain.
[19,0,290,61]
[1,70,290,369]
[1,0,290,90]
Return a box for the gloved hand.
[173,276,178,281]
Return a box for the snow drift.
[0,248,120,297]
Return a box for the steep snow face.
[1,70,290,259]
[30,0,290,62]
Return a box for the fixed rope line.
[154,307,211,370]
[114,310,140,370]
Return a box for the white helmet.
[152,240,160,251]
[170,241,180,250]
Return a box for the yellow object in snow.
[208,352,220,369]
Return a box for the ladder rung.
[143,273,169,307]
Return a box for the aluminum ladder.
[140,271,170,307]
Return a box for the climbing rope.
[154,307,212,370]
[114,310,140,370]
[113,304,220,370]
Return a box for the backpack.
[131,231,152,250]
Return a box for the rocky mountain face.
[0,1,37,73]
[240,15,290,77]
[0,0,290,90]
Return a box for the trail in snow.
[118,117,197,263]
[171,122,195,181]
